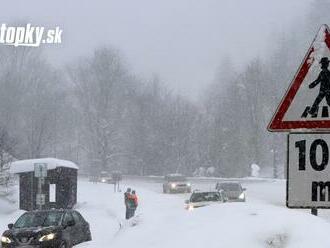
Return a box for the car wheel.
[59,241,72,248]
[59,242,67,248]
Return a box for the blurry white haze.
[1,0,311,98]
[1,0,329,177]
[2,1,330,248]
[0,0,327,181]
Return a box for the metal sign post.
[34,163,47,210]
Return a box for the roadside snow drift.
[2,180,330,248]
[111,202,330,248]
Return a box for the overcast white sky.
[1,0,311,99]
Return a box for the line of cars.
[162,174,246,210]
[185,182,246,210]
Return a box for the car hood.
[225,191,242,198]
[3,226,59,239]
[189,201,223,208]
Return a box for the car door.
[72,211,88,244]
[62,212,77,245]
[220,191,228,202]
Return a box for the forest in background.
[0,0,328,178]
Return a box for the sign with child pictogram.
[268,24,330,131]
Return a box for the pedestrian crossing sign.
[268,24,330,131]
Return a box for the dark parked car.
[1,209,91,248]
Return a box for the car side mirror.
[243,188,246,191]
[184,200,189,204]
[65,220,75,228]
[68,220,75,226]
[8,223,13,229]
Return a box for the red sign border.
[268,24,330,132]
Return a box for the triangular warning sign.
[268,24,330,132]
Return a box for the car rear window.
[219,183,241,191]
[166,176,186,182]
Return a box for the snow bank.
[2,179,329,248]
[0,185,24,234]
[0,198,16,215]
[10,158,78,174]
[112,202,330,248]
[71,179,330,248]
[251,163,260,177]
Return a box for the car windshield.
[219,183,241,191]
[190,192,221,203]
[100,171,109,177]
[167,176,186,182]
[14,211,63,228]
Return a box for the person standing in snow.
[124,188,132,219]
[129,190,138,218]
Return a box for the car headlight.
[101,179,106,183]
[39,233,56,242]
[239,192,245,199]
[186,183,191,187]
[1,236,12,244]
[188,204,194,211]
[171,183,176,188]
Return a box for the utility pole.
[34,163,47,210]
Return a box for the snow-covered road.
[2,178,330,247]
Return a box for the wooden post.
[311,207,318,216]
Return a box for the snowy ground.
[2,178,330,247]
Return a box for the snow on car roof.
[218,181,240,184]
[193,189,219,193]
[10,158,79,174]
[166,173,184,177]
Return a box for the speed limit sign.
[288,133,330,208]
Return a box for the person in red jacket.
[128,190,138,218]
[131,190,138,206]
